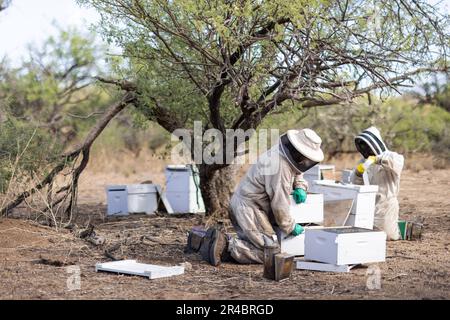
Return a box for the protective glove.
[291,224,304,236]
[291,188,307,204]
[356,155,377,175]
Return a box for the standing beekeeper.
[198,129,324,266]
[351,126,404,240]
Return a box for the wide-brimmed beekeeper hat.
[280,128,324,172]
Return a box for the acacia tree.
[79,0,449,214]
[0,27,105,147]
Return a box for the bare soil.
[0,168,449,300]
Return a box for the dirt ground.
[0,167,449,300]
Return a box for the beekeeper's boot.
[185,228,207,253]
[200,227,229,266]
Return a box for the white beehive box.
[165,165,199,193]
[127,184,158,215]
[345,192,376,228]
[165,165,205,214]
[275,193,324,256]
[310,181,378,229]
[303,164,335,186]
[341,169,353,184]
[106,184,159,216]
[276,225,323,256]
[304,227,386,265]
[165,191,205,214]
[310,180,378,201]
[289,193,324,224]
[106,185,128,216]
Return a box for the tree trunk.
[199,164,236,217]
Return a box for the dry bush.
[1,164,79,228]
[404,154,450,172]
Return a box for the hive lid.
[322,227,377,234]
[106,185,127,191]
[127,184,158,194]
[95,260,185,279]
[314,180,378,192]
[166,165,190,171]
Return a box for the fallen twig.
[104,250,120,261]
[387,273,408,281]
[141,235,171,245]
[34,257,70,267]
[104,243,122,261]
[386,255,415,260]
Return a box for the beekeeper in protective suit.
[199,129,324,266]
[351,126,404,241]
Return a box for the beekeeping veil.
[279,129,324,173]
[355,126,388,159]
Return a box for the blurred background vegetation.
[264,92,450,160]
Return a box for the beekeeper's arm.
[269,167,296,235]
[291,173,309,204]
[376,151,404,176]
[293,174,309,191]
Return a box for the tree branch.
[95,76,137,91]
[208,17,291,132]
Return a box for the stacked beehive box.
[276,193,324,256]
[165,165,205,214]
[106,184,159,216]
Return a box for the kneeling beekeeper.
[351,126,404,240]
[190,129,324,266]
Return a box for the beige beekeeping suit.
[227,145,309,264]
[352,149,404,240]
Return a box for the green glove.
[291,188,307,204]
[291,224,304,236]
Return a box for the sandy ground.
[0,167,449,300]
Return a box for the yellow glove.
[356,156,377,175]
[356,163,365,175]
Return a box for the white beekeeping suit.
[351,127,404,240]
[227,129,324,264]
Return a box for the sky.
[0,0,101,65]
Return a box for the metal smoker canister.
[263,243,281,280]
